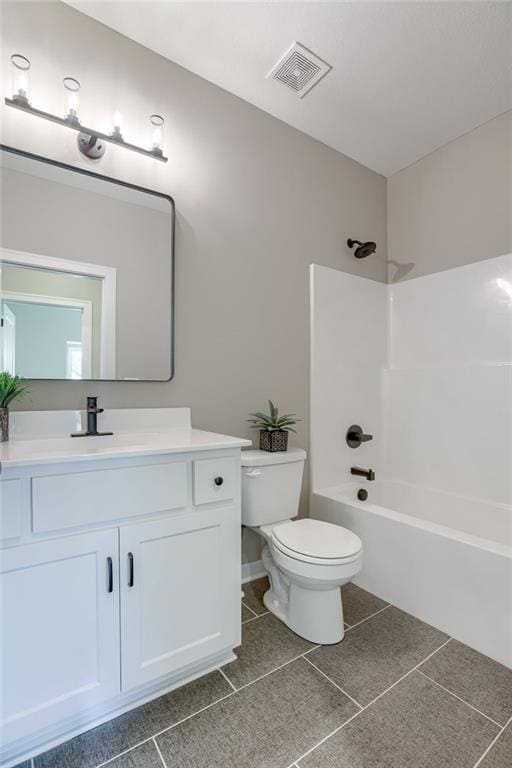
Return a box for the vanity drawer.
[193,457,237,505]
[32,462,188,533]
[0,480,23,541]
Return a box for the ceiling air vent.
[267,42,332,98]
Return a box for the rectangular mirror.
[0,145,174,381]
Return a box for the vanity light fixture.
[5,54,168,162]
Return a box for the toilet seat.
[270,518,362,565]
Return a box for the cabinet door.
[120,507,239,690]
[0,529,120,745]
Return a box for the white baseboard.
[241,559,266,583]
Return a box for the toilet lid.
[271,519,362,561]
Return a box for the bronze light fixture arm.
[4,97,168,163]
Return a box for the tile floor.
[22,578,512,768]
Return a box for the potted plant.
[0,372,30,442]
[247,400,300,452]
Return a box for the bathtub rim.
[315,483,512,560]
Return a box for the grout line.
[303,656,363,710]
[96,625,457,768]
[417,670,503,728]
[95,690,237,768]
[218,666,237,692]
[152,736,168,768]
[287,706,363,768]
[286,636,453,768]
[97,645,323,766]
[96,740,154,768]
[472,714,512,768]
[241,600,258,618]
[242,611,270,625]
[150,689,235,739]
[344,603,391,632]
[234,647,321,692]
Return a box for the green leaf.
[0,372,30,408]
[248,400,300,432]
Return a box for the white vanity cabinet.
[120,505,239,690]
[0,409,250,767]
[1,528,121,744]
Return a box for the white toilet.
[241,448,363,644]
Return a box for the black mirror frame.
[0,143,175,382]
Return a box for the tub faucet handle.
[346,425,374,448]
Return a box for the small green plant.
[247,400,300,433]
[0,372,30,408]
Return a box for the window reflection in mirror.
[1,262,103,380]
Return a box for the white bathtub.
[312,480,512,668]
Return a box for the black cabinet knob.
[214,476,224,486]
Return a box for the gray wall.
[1,1,387,563]
[387,111,512,282]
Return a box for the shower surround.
[310,256,512,667]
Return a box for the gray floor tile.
[419,639,512,726]
[223,612,315,688]
[308,605,448,705]
[341,583,389,626]
[478,722,512,768]
[242,576,269,615]
[299,671,499,768]
[34,671,231,768]
[108,741,163,768]
[242,601,256,622]
[156,657,359,768]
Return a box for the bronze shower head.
[347,238,377,259]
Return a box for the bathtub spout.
[351,467,375,481]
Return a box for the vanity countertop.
[0,409,251,470]
[0,429,252,469]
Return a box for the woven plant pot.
[259,429,288,452]
[0,408,9,442]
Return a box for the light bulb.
[149,114,164,156]
[110,111,123,140]
[11,54,31,106]
[68,92,79,117]
[18,72,28,96]
[152,126,162,151]
[63,77,81,124]
[496,278,512,300]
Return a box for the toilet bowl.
[241,449,362,644]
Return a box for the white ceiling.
[65,1,512,176]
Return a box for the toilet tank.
[241,448,307,526]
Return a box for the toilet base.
[255,531,361,646]
[263,581,345,645]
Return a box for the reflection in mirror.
[1,260,107,379]
[0,146,174,381]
